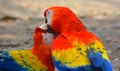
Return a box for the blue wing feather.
[101,60,112,71]
[0,51,28,71]
[87,51,113,71]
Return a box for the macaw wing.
[0,50,48,71]
[51,34,99,71]
[52,32,112,71]
[77,31,113,71]
[0,51,27,71]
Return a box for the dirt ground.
[0,0,120,71]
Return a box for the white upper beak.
[39,23,48,30]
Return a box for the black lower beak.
[45,18,47,23]
[46,25,55,34]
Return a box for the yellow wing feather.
[9,50,48,71]
[52,39,110,67]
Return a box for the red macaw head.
[33,26,55,46]
[43,6,86,35]
[33,26,46,45]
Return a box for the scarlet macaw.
[42,6,112,71]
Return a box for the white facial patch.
[42,32,55,45]
[45,10,53,25]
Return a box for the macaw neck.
[52,18,86,35]
[62,22,86,34]
[51,14,86,35]
[32,40,54,71]
[32,41,47,54]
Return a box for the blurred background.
[0,0,120,71]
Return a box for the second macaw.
[0,26,55,71]
[42,6,113,71]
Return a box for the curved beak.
[40,23,55,34]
